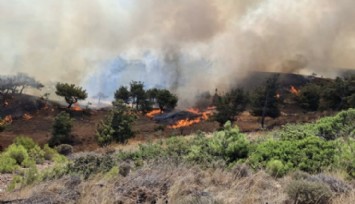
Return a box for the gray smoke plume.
[1,0,355,105]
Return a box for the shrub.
[208,121,249,162]
[29,145,45,164]
[166,137,190,156]
[249,136,336,174]
[49,112,73,146]
[310,174,351,194]
[14,136,37,151]
[266,159,287,177]
[43,144,57,160]
[55,144,73,155]
[286,180,333,204]
[5,144,29,165]
[298,83,321,111]
[68,153,115,179]
[0,155,18,173]
[119,163,131,177]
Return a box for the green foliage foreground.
[2,109,354,192]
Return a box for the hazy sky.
[1,0,355,102]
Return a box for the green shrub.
[68,153,115,179]
[29,145,45,164]
[55,144,73,155]
[0,155,18,173]
[286,180,333,204]
[275,123,316,141]
[166,137,190,156]
[5,144,29,165]
[266,159,287,177]
[21,157,36,168]
[208,121,249,162]
[49,112,73,146]
[43,144,57,160]
[14,136,37,151]
[249,136,336,174]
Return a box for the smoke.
[1,0,355,105]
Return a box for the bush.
[0,155,18,173]
[29,145,45,164]
[43,144,57,160]
[298,83,321,111]
[249,136,336,174]
[5,144,29,165]
[266,160,287,177]
[68,153,115,179]
[286,180,333,204]
[14,136,37,151]
[49,112,73,146]
[208,121,249,162]
[55,144,73,155]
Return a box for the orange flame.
[275,93,280,99]
[290,86,299,96]
[169,106,215,129]
[71,103,82,111]
[23,113,33,120]
[146,109,161,118]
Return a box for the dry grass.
[1,160,354,204]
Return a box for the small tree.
[55,83,87,108]
[114,86,130,104]
[96,100,136,146]
[156,89,178,112]
[129,81,145,110]
[214,88,248,126]
[250,75,280,128]
[298,83,321,111]
[49,112,73,146]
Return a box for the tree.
[250,75,280,128]
[0,73,43,95]
[93,92,108,105]
[214,88,248,126]
[96,100,136,146]
[156,89,178,112]
[55,83,87,108]
[114,86,130,104]
[49,112,73,146]
[129,81,145,110]
[298,83,321,111]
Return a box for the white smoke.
[1,0,355,105]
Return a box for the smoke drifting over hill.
[1,0,355,104]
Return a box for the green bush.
[5,144,29,165]
[14,136,37,151]
[266,159,287,177]
[208,121,249,162]
[249,136,336,174]
[286,180,332,204]
[0,155,18,173]
[29,145,45,164]
[43,144,57,160]
[55,144,73,155]
[49,112,73,146]
[68,154,115,179]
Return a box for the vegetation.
[250,75,281,128]
[96,100,136,146]
[49,112,74,146]
[114,81,178,113]
[0,73,43,95]
[55,82,87,108]
[214,88,248,126]
[298,83,321,111]
[156,89,178,112]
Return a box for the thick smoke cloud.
[1,0,355,105]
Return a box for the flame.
[4,101,9,107]
[290,86,299,96]
[275,93,280,99]
[146,109,161,118]
[169,106,215,129]
[23,113,33,120]
[71,103,82,111]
